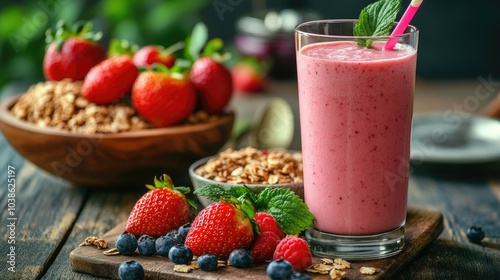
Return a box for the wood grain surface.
[69,208,443,280]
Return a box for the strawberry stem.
[45,20,103,51]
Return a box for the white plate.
[410,112,500,164]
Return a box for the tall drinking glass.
[295,20,418,260]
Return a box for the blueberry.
[197,254,218,271]
[137,235,156,256]
[266,259,294,280]
[168,244,193,264]
[228,249,253,268]
[177,223,191,242]
[155,235,175,256]
[166,230,183,245]
[115,232,137,255]
[467,226,485,243]
[291,271,312,280]
[118,260,144,280]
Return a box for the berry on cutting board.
[114,232,137,256]
[168,244,194,264]
[118,260,144,280]
[196,254,219,271]
[137,234,156,256]
[266,259,294,280]
[125,174,196,237]
[254,212,285,239]
[186,185,314,260]
[184,200,256,259]
[43,20,106,81]
[273,236,312,272]
[155,235,175,257]
[228,248,254,268]
[250,230,281,263]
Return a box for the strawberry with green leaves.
[185,185,314,259]
[184,23,233,114]
[232,57,268,93]
[43,21,106,81]
[82,40,139,104]
[82,57,138,105]
[131,65,197,127]
[125,175,196,237]
[133,42,184,69]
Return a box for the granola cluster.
[10,79,222,133]
[195,147,303,185]
[10,79,152,133]
[306,258,378,279]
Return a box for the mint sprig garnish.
[255,188,314,235]
[194,185,314,235]
[354,0,402,48]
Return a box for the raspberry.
[273,236,312,271]
[251,231,281,263]
[254,212,284,239]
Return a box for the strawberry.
[43,21,106,81]
[189,57,233,114]
[131,69,197,127]
[186,185,315,260]
[82,55,138,104]
[184,201,256,259]
[231,57,268,93]
[125,174,195,237]
[133,43,183,69]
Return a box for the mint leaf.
[193,185,257,203]
[193,184,228,201]
[354,0,402,48]
[255,188,314,235]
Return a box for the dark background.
[1,0,499,94]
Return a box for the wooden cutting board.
[70,208,443,279]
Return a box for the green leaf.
[255,188,314,235]
[107,38,138,57]
[193,185,229,202]
[194,185,257,203]
[185,22,208,62]
[354,0,402,48]
[202,38,224,56]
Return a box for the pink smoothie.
[297,41,417,235]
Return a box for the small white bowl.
[188,155,304,207]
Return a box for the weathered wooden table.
[1,79,499,279]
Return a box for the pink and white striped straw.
[383,0,423,51]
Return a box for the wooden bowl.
[0,95,234,188]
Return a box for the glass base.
[305,224,405,260]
